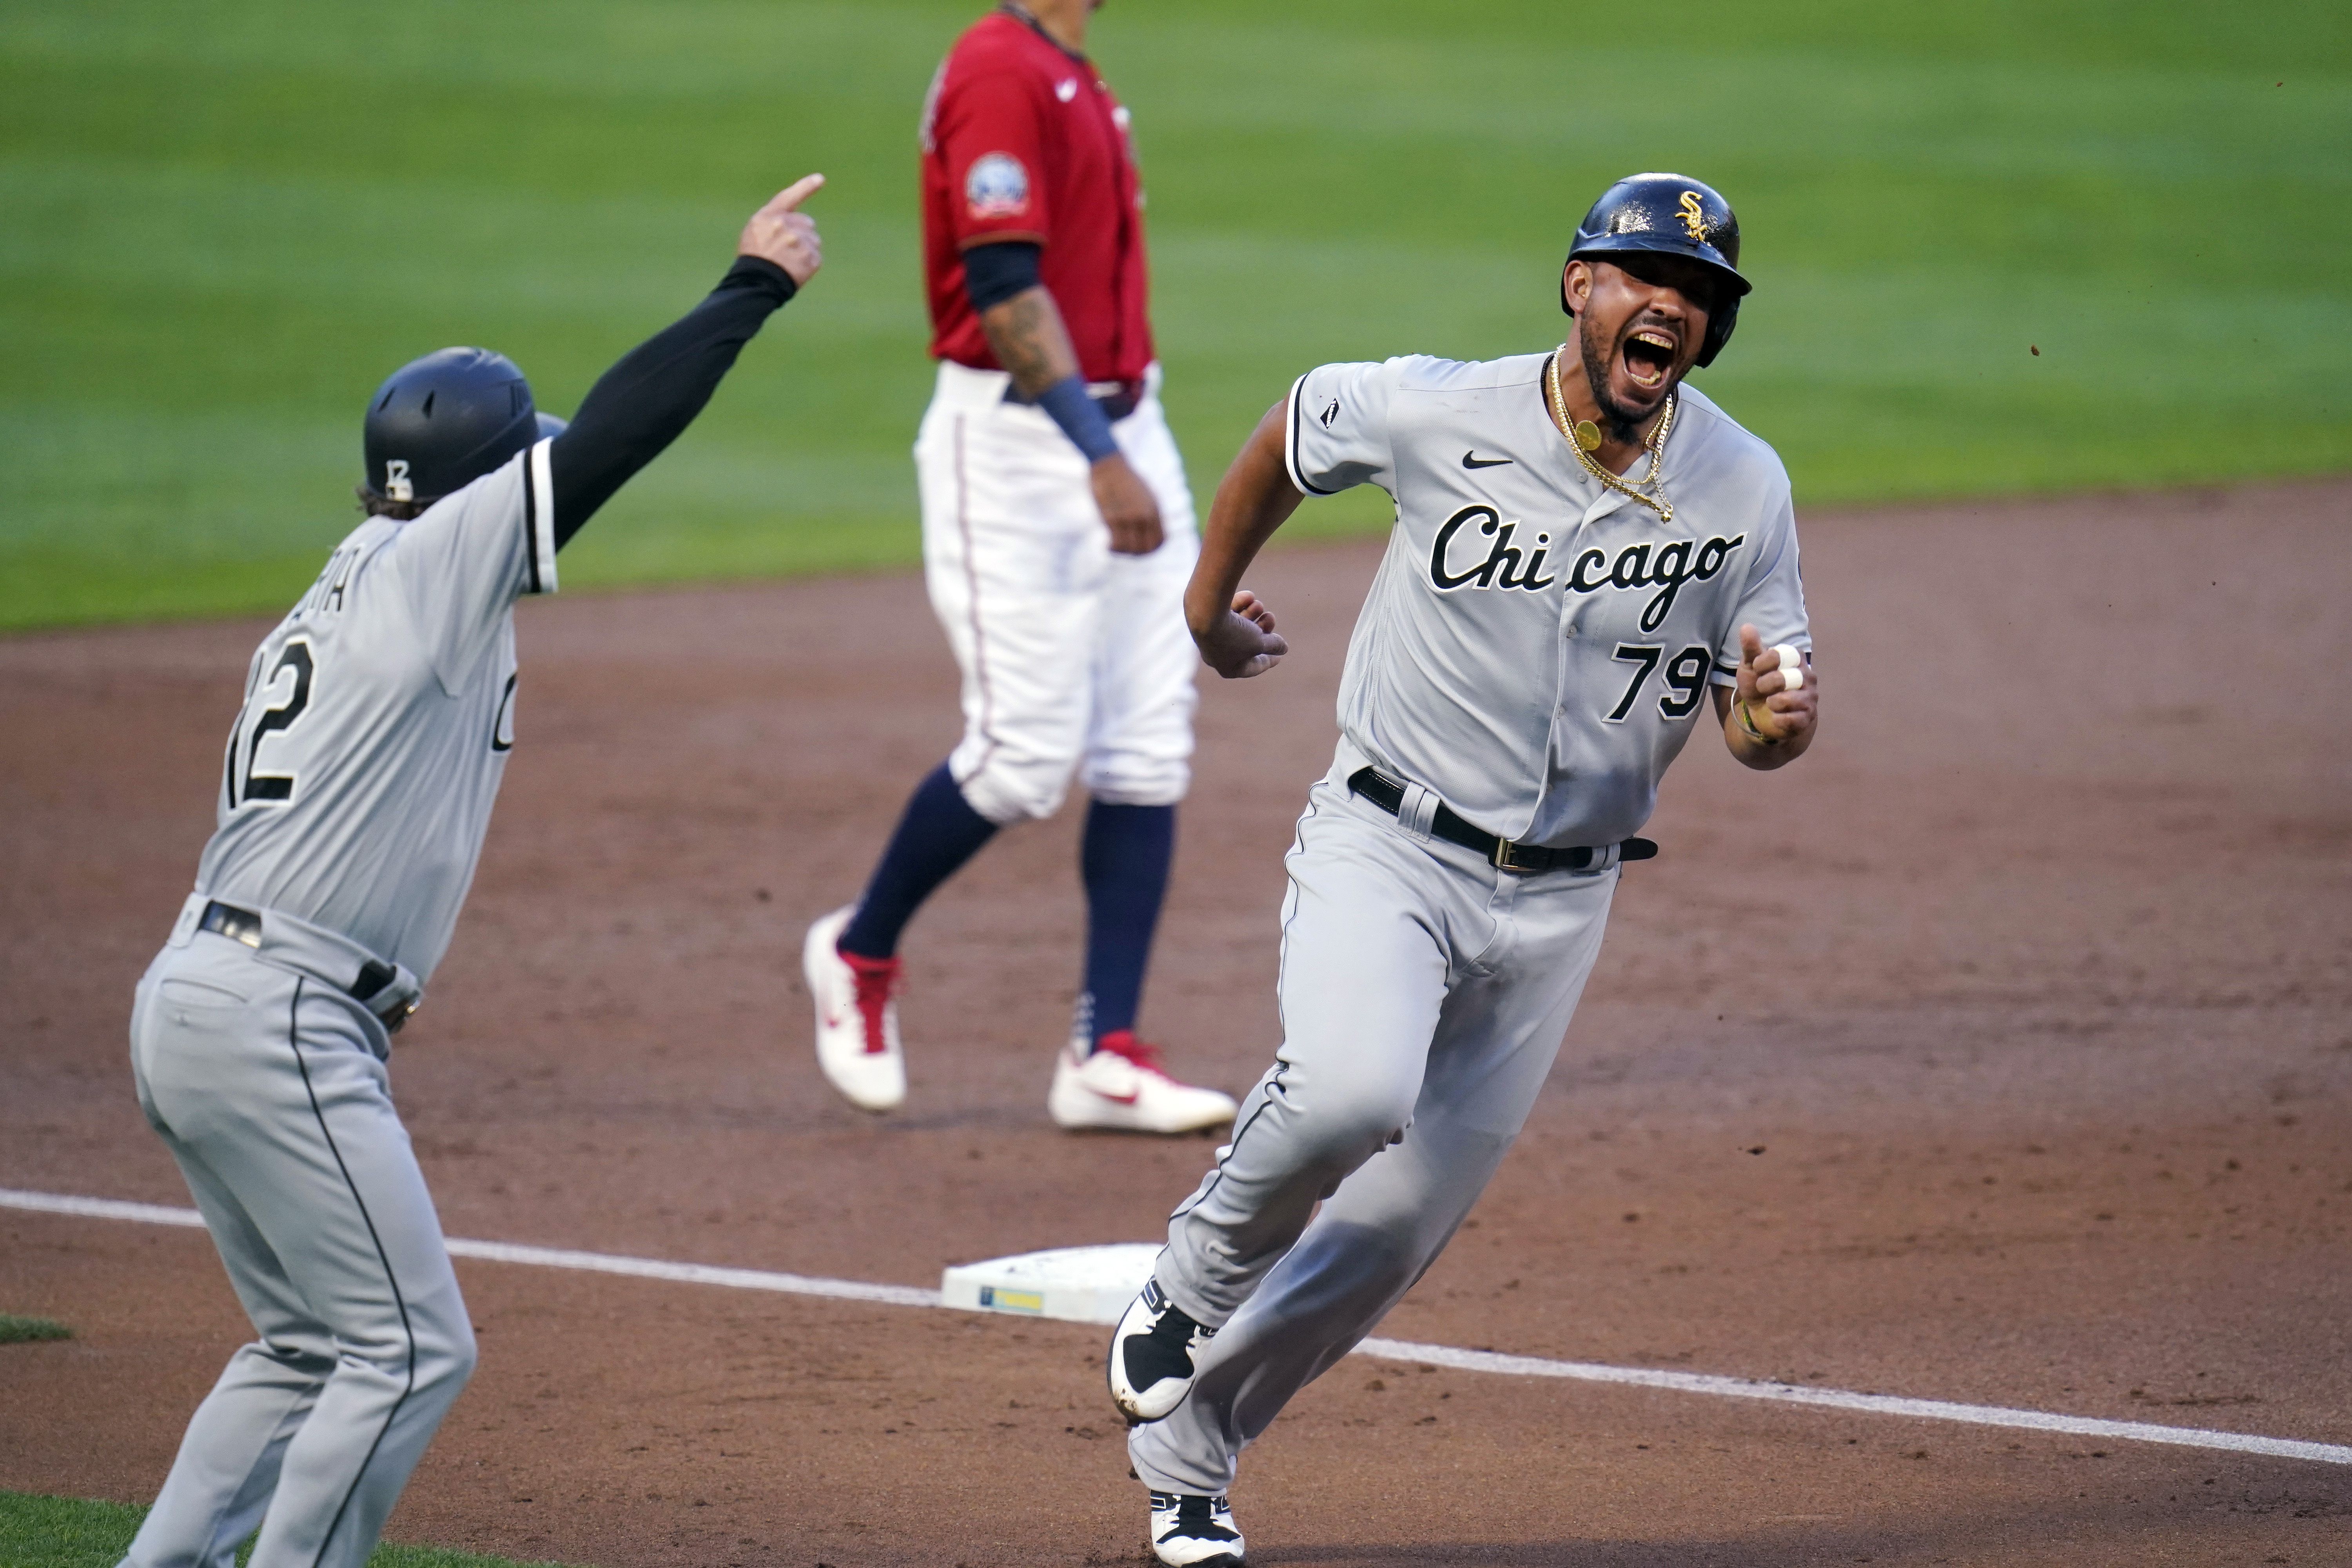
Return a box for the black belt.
[1347,769,1656,876]
[199,900,412,1032]
[1002,377,1143,422]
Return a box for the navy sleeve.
[963,240,1042,314]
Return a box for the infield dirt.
[4,482,2349,1566]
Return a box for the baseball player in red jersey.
[802,1,1236,1134]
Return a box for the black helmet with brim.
[1564,173,1750,368]
[361,347,539,509]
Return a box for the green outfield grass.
[2,0,2345,628]
[0,1314,73,1343]
[0,1492,579,1568]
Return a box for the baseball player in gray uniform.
[116,176,823,1568]
[1102,174,1820,1565]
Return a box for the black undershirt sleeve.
[548,256,798,549]
[962,240,1042,314]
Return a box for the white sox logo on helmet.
[1677,190,1709,242]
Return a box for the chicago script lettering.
[1564,532,1745,631]
[1429,506,1555,592]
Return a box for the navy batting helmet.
[361,347,540,508]
[1563,173,1751,368]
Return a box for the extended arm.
[964,243,1163,555]
[1183,399,1299,679]
[1713,624,1818,769]
[549,176,825,548]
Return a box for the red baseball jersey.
[919,8,1154,383]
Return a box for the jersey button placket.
[1526,511,1579,844]
[1531,486,1626,838]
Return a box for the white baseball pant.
[1129,760,1619,1497]
[915,359,1200,826]
[120,930,475,1568]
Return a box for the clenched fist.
[1192,589,1288,679]
[1722,622,1818,766]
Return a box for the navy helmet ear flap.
[1694,292,1739,368]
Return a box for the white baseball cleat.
[1148,1490,1245,1566]
[1108,1277,1215,1423]
[1049,1030,1237,1134]
[802,906,905,1112]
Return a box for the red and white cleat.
[1049,1029,1236,1134]
[803,906,905,1112]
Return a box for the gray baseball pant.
[120,929,475,1568]
[1129,768,1616,1497]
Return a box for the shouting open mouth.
[1621,325,1679,393]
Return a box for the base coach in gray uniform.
[116,176,823,1568]
[1103,174,1822,1566]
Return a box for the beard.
[1577,312,1670,444]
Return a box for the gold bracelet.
[1733,697,1784,746]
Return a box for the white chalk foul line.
[1352,1339,2352,1467]
[441,1236,936,1309]
[9,1186,2346,1468]
[0,1189,937,1310]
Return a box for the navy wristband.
[1034,375,1121,464]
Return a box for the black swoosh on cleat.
[1462,451,1512,469]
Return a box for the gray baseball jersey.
[1284,354,1809,848]
[196,439,558,983]
[121,254,800,1568]
[1130,355,1812,1499]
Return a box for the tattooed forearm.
[980,285,1082,399]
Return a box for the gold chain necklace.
[1546,347,1676,522]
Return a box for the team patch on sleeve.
[965,152,1031,219]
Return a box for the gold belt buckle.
[1490,837,1519,873]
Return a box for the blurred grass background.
[1,0,2345,628]
[0,1490,576,1568]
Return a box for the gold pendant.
[1572,420,1602,453]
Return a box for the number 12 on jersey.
[1606,642,1711,723]
[223,638,315,808]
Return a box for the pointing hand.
[740,174,826,287]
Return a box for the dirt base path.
[5,481,2350,1565]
